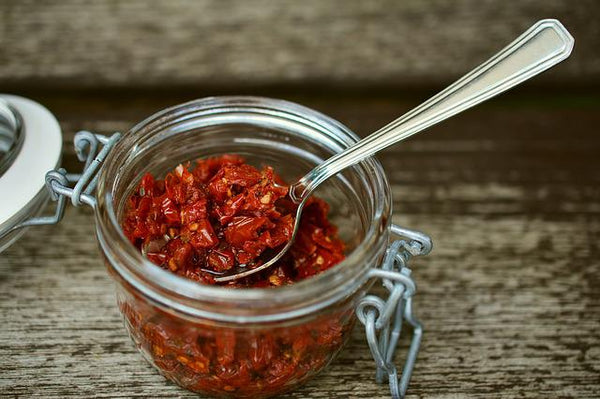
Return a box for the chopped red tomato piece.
[120,155,349,396]
[122,155,344,287]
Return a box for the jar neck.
[95,96,392,323]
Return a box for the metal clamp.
[357,224,432,399]
[7,131,121,233]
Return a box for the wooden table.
[1,90,599,398]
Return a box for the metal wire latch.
[8,131,121,233]
[357,224,432,399]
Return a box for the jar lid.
[0,95,62,251]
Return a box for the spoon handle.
[291,19,574,202]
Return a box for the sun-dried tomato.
[120,155,348,397]
[120,298,355,398]
[122,155,345,287]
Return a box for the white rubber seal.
[0,95,62,228]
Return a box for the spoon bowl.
[212,182,305,283]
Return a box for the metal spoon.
[215,19,574,283]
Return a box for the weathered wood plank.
[1,92,599,398]
[1,0,598,89]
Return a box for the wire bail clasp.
[6,131,121,233]
[356,224,432,399]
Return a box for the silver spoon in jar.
[215,19,574,283]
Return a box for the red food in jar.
[119,155,349,397]
[122,154,345,287]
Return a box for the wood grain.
[1,90,599,398]
[1,0,599,89]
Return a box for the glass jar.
[1,95,431,398]
[95,96,391,397]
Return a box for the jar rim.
[96,96,392,322]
